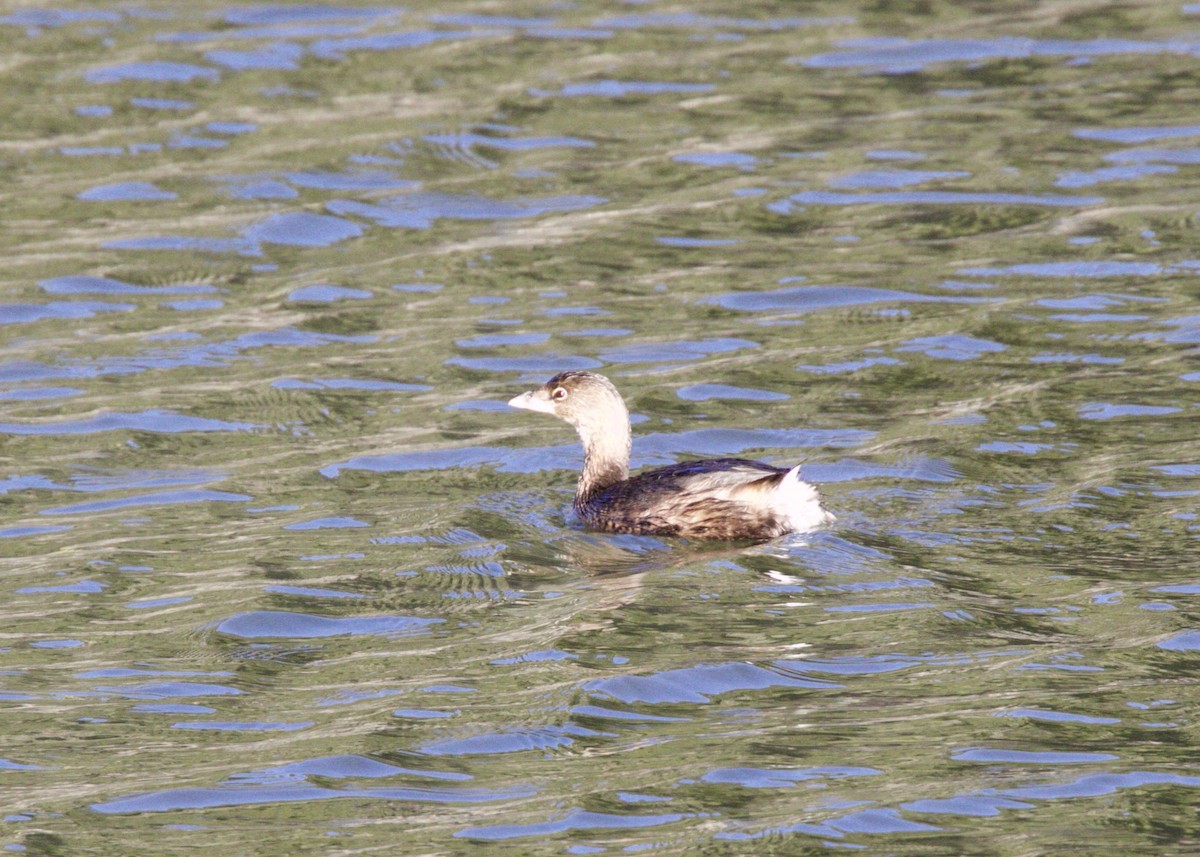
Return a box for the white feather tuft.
[773,464,833,532]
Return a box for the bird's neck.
[574,409,631,505]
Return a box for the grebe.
[508,371,832,540]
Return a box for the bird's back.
[576,457,813,540]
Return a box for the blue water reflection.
[676,384,788,402]
[457,808,693,841]
[78,182,177,201]
[829,169,970,188]
[85,61,219,83]
[774,190,1101,208]
[701,766,880,787]
[206,43,304,70]
[41,489,251,516]
[0,410,261,435]
[328,191,605,229]
[1,301,134,325]
[286,285,372,302]
[244,211,363,246]
[216,611,443,639]
[41,275,215,295]
[94,780,532,815]
[531,80,715,97]
[707,284,993,312]
[799,37,1200,72]
[584,662,840,705]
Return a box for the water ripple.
[93,782,533,815]
[798,37,1200,72]
[0,410,262,435]
[701,766,881,787]
[85,61,219,84]
[216,611,443,639]
[328,191,606,228]
[322,425,870,479]
[776,190,1100,208]
[584,662,840,705]
[6,4,1199,853]
[40,275,216,295]
[41,489,251,516]
[457,808,693,841]
[1,301,135,325]
[707,284,993,312]
[532,80,715,97]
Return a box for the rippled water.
[3,2,1200,854]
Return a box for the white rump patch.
[773,464,834,532]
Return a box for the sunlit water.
[2,2,1199,854]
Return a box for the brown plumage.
[507,371,833,540]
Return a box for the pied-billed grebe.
[508,370,833,540]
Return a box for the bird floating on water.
[508,370,833,540]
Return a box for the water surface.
[2,2,1199,854]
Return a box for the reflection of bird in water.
[509,371,833,540]
[461,489,825,663]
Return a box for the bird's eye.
[551,387,568,401]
